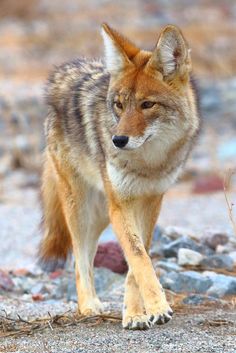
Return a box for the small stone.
[162,236,204,258]
[49,269,63,280]
[32,293,44,301]
[94,241,128,274]
[229,251,236,265]
[203,271,236,297]
[200,255,234,271]
[0,270,14,291]
[192,174,224,194]
[31,283,49,295]
[164,226,197,240]
[150,234,172,257]
[202,231,229,250]
[94,268,124,295]
[12,268,30,277]
[160,271,213,293]
[152,225,164,241]
[182,294,219,305]
[178,248,204,266]
[156,260,183,272]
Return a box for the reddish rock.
[12,268,30,277]
[32,293,44,301]
[192,175,224,194]
[0,270,14,291]
[94,241,128,274]
[49,269,63,280]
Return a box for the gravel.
[0,306,235,353]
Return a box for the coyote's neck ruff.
[40,24,200,330]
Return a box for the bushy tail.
[38,156,72,271]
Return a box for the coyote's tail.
[38,157,72,271]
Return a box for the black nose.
[112,135,129,148]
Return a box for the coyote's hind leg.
[51,152,109,315]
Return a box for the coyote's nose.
[112,135,129,148]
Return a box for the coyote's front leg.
[108,193,173,330]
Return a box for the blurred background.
[0,0,236,270]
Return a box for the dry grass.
[224,169,236,236]
[0,311,121,339]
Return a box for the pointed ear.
[101,23,139,75]
[146,25,191,79]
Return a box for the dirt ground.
[0,1,236,352]
[0,306,235,353]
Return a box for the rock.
[94,268,124,295]
[164,226,197,241]
[182,294,219,305]
[178,248,204,266]
[156,260,183,272]
[152,225,164,241]
[94,241,128,274]
[192,174,224,194]
[12,268,30,277]
[160,271,213,293]
[66,267,125,301]
[31,283,49,295]
[200,255,234,271]
[0,270,14,291]
[229,251,236,265]
[150,234,172,257]
[49,269,63,280]
[202,231,229,250]
[32,293,44,301]
[203,271,236,297]
[162,236,204,258]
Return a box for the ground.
[1,306,235,353]
[0,0,236,352]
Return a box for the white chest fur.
[106,160,182,197]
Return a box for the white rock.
[229,251,236,265]
[178,248,203,266]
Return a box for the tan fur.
[39,24,200,330]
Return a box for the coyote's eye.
[114,101,123,110]
[141,101,156,109]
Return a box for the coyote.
[39,23,200,330]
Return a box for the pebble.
[31,283,49,295]
[150,234,172,256]
[182,294,219,305]
[203,271,236,297]
[200,254,234,271]
[192,174,224,194]
[162,236,204,258]
[155,260,183,272]
[0,270,14,291]
[228,251,236,265]
[178,248,204,266]
[202,231,229,250]
[160,271,213,293]
[164,226,197,240]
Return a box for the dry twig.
[223,169,236,236]
[0,311,122,339]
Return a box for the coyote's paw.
[79,297,104,316]
[147,307,173,326]
[122,314,150,330]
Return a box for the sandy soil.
[1,306,235,353]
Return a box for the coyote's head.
[102,24,198,151]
